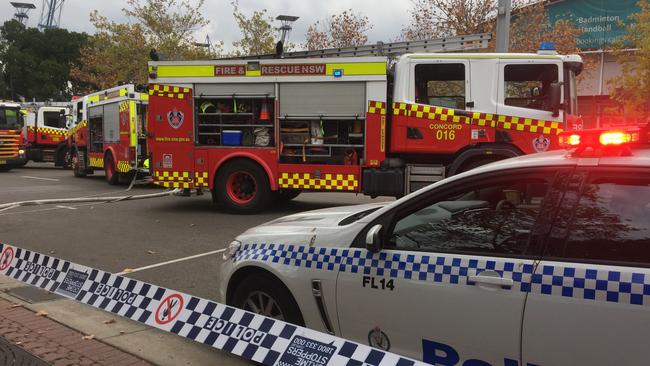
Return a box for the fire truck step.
[405,164,445,194]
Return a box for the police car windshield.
[0,107,21,130]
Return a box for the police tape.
[0,243,425,366]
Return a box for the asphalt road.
[0,162,392,301]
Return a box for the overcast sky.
[1,0,413,51]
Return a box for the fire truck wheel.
[104,153,120,185]
[57,146,71,169]
[458,156,504,173]
[215,160,271,214]
[275,189,301,201]
[0,165,12,172]
[72,150,86,178]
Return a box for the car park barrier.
[0,242,425,366]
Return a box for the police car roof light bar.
[559,126,649,156]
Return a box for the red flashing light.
[558,126,648,156]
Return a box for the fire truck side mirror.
[549,82,561,117]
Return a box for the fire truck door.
[118,101,134,168]
[148,86,194,185]
[496,60,564,125]
[406,60,472,154]
[37,109,67,145]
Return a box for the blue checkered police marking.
[0,243,425,366]
[235,243,650,306]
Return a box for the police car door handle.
[468,274,514,287]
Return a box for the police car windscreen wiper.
[338,207,381,226]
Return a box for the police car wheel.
[215,159,271,214]
[232,274,304,326]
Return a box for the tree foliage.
[0,20,88,101]
[72,0,216,92]
[608,0,650,121]
[400,0,496,41]
[231,1,276,56]
[305,10,372,50]
[509,1,581,54]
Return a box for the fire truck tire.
[275,189,301,201]
[56,146,71,169]
[104,153,120,185]
[72,149,86,178]
[458,156,504,173]
[0,165,12,172]
[214,159,271,214]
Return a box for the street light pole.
[495,0,512,52]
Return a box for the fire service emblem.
[167,108,184,129]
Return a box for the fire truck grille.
[0,132,21,159]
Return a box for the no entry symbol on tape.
[0,247,14,271]
[155,293,184,325]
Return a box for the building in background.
[547,0,641,128]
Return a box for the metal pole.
[495,0,511,52]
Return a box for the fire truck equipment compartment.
[223,130,243,146]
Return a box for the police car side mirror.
[549,82,561,117]
[365,224,383,253]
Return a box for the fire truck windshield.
[0,107,22,130]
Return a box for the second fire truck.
[68,84,149,184]
[146,34,584,213]
[23,104,71,167]
[0,101,26,172]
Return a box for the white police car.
[220,126,650,366]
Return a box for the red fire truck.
[0,101,26,172]
[68,84,149,184]
[23,104,71,167]
[146,35,584,213]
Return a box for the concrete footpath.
[0,276,249,366]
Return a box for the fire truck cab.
[146,37,583,213]
[23,105,70,167]
[0,101,26,172]
[68,84,149,184]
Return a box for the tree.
[608,0,650,121]
[0,20,88,100]
[231,1,276,56]
[305,10,372,50]
[400,0,496,41]
[72,0,217,91]
[509,1,581,54]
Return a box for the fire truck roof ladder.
[224,32,492,60]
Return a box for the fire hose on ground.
[0,188,183,213]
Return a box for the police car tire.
[215,159,271,214]
[232,274,304,326]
